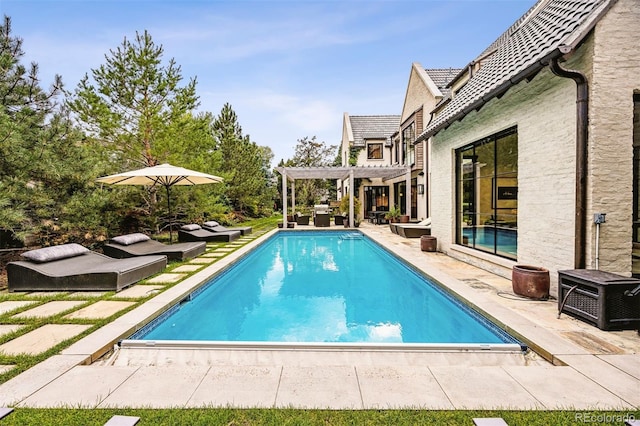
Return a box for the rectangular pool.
[127,231,523,350]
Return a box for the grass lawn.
[2,408,638,425]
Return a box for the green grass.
[2,408,638,425]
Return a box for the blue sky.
[1,0,534,165]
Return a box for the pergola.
[275,165,411,227]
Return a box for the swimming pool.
[126,231,523,350]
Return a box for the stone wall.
[588,0,640,274]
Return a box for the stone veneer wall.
[588,0,640,274]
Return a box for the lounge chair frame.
[202,223,253,235]
[7,252,167,292]
[390,222,432,238]
[178,228,241,242]
[103,239,206,261]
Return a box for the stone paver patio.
[13,301,86,319]
[63,301,136,320]
[0,301,37,315]
[0,324,92,356]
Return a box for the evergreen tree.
[0,15,100,245]
[212,103,275,217]
[67,30,222,232]
[68,30,199,170]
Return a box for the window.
[455,127,518,260]
[393,135,400,164]
[364,186,389,214]
[367,143,383,160]
[402,124,415,165]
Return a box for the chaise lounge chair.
[103,233,206,261]
[202,220,253,235]
[178,224,241,242]
[7,243,167,292]
[392,218,432,238]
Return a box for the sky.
[1,0,535,166]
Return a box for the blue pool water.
[135,231,520,346]
[463,226,517,259]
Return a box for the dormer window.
[367,142,383,160]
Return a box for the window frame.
[366,142,383,160]
[402,123,415,166]
[455,126,518,260]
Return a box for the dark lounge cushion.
[21,243,89,263]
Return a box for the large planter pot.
[512,265,550,300]
[420,235,437,252]
[399,215,410,223]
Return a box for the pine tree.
[0,15,97,245]
[212,103,275,217]
[68,30,199,170]
[67,30,213,232]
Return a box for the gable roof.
[424,68,462,98]
[347,115,401,147]
[417,0,616,142]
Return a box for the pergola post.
[281,171,287,225]
[291,181,296,217]
[405,167,411,220]
[348,169,354,227]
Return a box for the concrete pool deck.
[0,222,639,410]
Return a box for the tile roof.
[348,115,401,147]
[418,0,615,141]
[424,68,463,98]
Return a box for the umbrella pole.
[166,185,173,244]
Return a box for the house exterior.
[339,114,401,218]
[340,66,460,221]
[399,64,462,220]
[415,0,640,295]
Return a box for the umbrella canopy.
[97,163,223,242]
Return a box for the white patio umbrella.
[97,163,223,242]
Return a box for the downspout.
[549,55,588,269]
